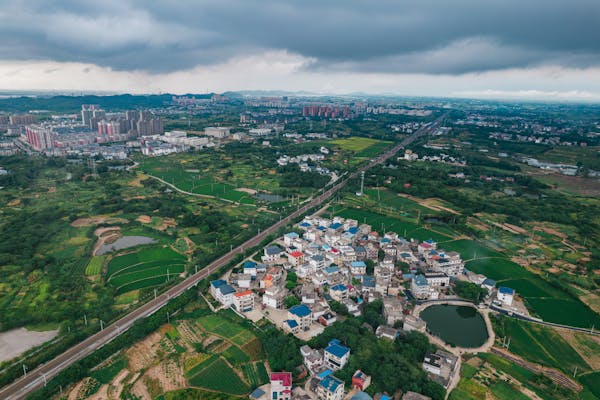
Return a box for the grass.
[106,246,186,294]
[449,378,487,400]
[498,318,589,374]
[197,314,255,344]
[333,207,452,242]
[490,381,530,400]
[138,157,258,204]
[465,258,529,281]
[222,345,250,364]
[241,362,269,388]
[443,239,504,259]
[90,356,126,384]
[85,256,106,276]
[525,298,600,328]
[329,137,392,155]
[184,353,213,374]
[580,372,600,398]
[187,358,250,395]
[184,355,218,378]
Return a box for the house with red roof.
[270,372,292,400]
[288,250,305,266]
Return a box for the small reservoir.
[420,304,488,348]
[97,236,157,255]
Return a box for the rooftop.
[290,304,312,318]
[319,375,344,392]
[270,371,292,387]
[325,339,350,358]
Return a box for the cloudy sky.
[1,0,599,101]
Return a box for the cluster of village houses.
[209,215,517,400]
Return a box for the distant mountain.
[0,93,177,113]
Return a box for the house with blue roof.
[263,245,283,263]
[329,222,343,230]
[411,274,430,300]
[283,319,300,334]
[317,375,345,400]
[284,232,299,246]
[482,278,496,292]
[324,265,339,275]
[324,339,350,371]
[349,261,367,275]
[210,280,236,306]
[288,304,312,331]
[243,261,258,276]
[330,284,349,301]
[497,286,515,306]
[361,275,376,292]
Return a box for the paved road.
[0,114,447,399]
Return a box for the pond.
[97,236,157,255]
[420,304,488,348]
[255,193,286,202]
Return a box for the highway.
[0,114,446,399]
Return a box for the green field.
[490,381,530,400]
[334,207,452,242]
[138,158,257,204]
[465,258,529,280]
[329,137,392,157]
[106,247,186,294]
[90,356,126,384]
[498,318,589,374]
[197,314,256,344]
[187,358,249,395]
[85,256,106,276]
[580,372,600,398]
[222,345,250,364]
[449,377,487,400]
[443,239,504,259]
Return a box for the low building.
[497,286,515,306]
[210,279,236,306]
[349,261,367,275]
[263,286,287,309]
[263,245,283,263]
[403,315,426,333]
[375,325,399,341]
[300,345,323,373]
[317,375,345,400]
[330,284,349,301]
[382,297,404,326]
[233,290,254,312]
[352,370,371,391]
[288,304,313,331]
[270,372,292,400]
[424,272,449,288]
[319,312,337,326]
[422,350,459,388]
[411,275,430,300]
[324,339,350,371]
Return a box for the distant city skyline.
[0,1,599,101]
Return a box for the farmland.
[106,247,187,294]
[64,302,270,399]
[328,136,392,157]
[493,317,590,374]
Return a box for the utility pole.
[22,364,27,377]
[167,311,170,324]
[573,366,578,378]
[84,314,87,326]
[154,288,157,300]
[100,320,104,331]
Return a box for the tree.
[454,281,488,304]
[285,295,300,308]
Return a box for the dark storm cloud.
[1,0,599,74]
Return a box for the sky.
[1,0,599,101]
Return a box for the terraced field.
[106,247,186,294]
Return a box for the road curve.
[0,114,447,400]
